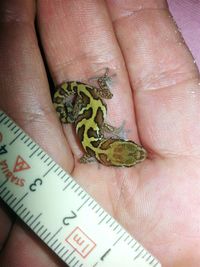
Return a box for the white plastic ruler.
[0,110,161,267]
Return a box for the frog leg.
[89,68,116,99]
[72,96,84,119]
[79,153,97,164]
[58,95,83,124]
[53,84,76,123]
[101,121,126,139]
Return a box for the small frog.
[53,69,147,167]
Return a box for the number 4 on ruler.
[0,145,7,155]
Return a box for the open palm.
[1,1,200,267]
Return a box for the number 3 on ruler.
[29,178,43,192]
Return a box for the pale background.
[168,0,200,69]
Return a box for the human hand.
[0,1,200,267]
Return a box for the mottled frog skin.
[53,70,147,167]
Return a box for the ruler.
[0,110,161,267]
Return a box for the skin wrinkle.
[112,7,168,22]
[135,75,200,92]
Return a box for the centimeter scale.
[0,110,161,267]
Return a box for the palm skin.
[0,1,200,267]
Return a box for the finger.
[0,0,73,263]
[0,221,66,267]
[106,0,200,157]
[0,0,73,169]
[0,204,13,249]
[36,0,140,161]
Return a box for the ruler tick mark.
[77,189,84,196]
[20,134,27,141]
[65,249,75,261]
[23,211,30,220]
[3,118,10,125]
[0,115,7,123]
[43,156,51,163]
[77,196,90,211]
[145,254,152,261]
[11,125,17,131]
[68,256,76,265]
[16,204,24,213]
[98,209,104,218]
[47,159,53,166]
[72,259,79,267]
[131,241,138,249]
[124,234,131,242]
[0,179,8,189]
[43,231,51,241]
[30,213,42,227]
[19,207,27,217]
[40,153,46,160]
[14,128,20,135]
[54,166,60,173]
[7,121,13,128]
[127,238,134,246]
[2,188,10,201]
[24,137,30,144]
[33,221,41,231]
[81,192,87,199]
[32,222,40,232]
[36,225,44,234]
[113,231,126,246]
[106,217,112,224]
[61,249,69,258]
[54,242,62,252]
[51,238,58,248]
[37,150,43,157]
[27,140,33,147]
[58,246,65,255]
[64,176,70,183]
[30,143,36,150]
[13,192,29,209]
[9,197,17,207]
[110,221,119,232]
[63,180,73,191]
[135,243,141,252]
[98,213,109,225]
[47,227,63,245]
[134,247,144,260]
[5,193,14,203]
[43,163,56,177]
[40,228,47,238]
[142,251,148,259]
[60,173,67,180]
[1,189,10,200]
[95,206,101,213]
[26,214,34,224]
[29,147,40,158]
[88,199,95,207]
[57,169,64,176]
[91,202,98,210]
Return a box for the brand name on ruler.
[0,159,25,187]
[0,153,30,187]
